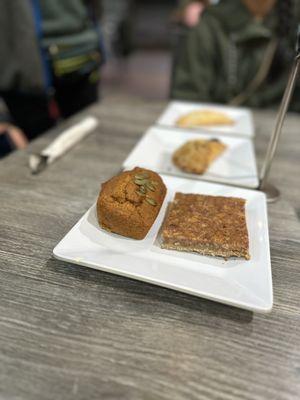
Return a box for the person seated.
[0,0,104,152]
[171,0,300,110]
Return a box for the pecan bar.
[161,193,250,260]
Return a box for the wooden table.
[1,97,300,400]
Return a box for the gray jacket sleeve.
[0,0,46,93]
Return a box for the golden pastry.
[172,139,226,174]
[176,109,234,128]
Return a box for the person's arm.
[0,123,27,157]
[171,18,216,101]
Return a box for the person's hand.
[182,2,205,27]
[0,123,28,150]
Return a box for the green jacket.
[171,0,300,110]
[39,0,100,51]
[0,0,103,94]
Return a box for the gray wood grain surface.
[0,95,300,400]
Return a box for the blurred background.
[0,0,177,157]
[101,0,174,100]
[1,0,299,157]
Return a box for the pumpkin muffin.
[97,167,166,240]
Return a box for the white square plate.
[53,175,272,313]
[157,101,255,138]
[123,126,258,188]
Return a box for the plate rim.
[122,125,259,188]
[53,176,272,313]
[156,100,255,138]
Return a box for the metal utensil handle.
[259,34,300,189]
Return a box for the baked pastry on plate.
[172,138,226,174]
[176,109,234,128]
[161,193,250,260]
[97,167,166,240]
